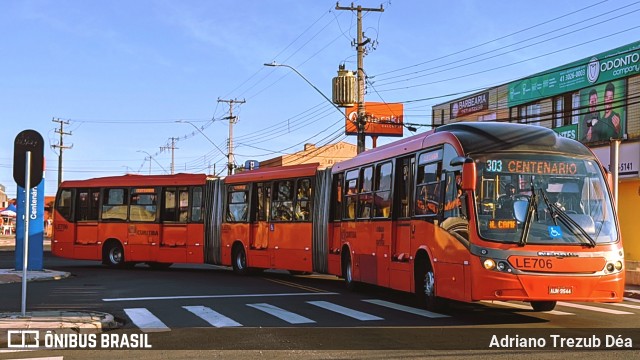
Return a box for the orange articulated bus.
[52,173,219,269]
[325,122,623,311]
[53,122,624,312]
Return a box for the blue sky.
[1,0,639,198]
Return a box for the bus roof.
[59,173,212,188]
[435,122,592,156]
[224,163,320,184]
[333,122,593,173]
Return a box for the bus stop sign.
[13,130,44,188]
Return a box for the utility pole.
[160,137,178,175]
[218,98,246,175]
[51,118,72,185]
[335,3,384,154]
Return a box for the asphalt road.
[1,251,639,359]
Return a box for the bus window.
[76,188,99,221]
[101,188,128,221]
[272,180,294,221]
[130,189,157,222]
[178,188,189,222]
[294,178,311,221]
[56,189,74,222]
[191,186,203,222]
[358,166,373,219]
[373,162,392,218]
[331,173,343,221]
[443,172,462,219]
[416,162,441,216]
[227,185,249,222]
[344,170,358,220]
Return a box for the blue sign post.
[14,178,45,271]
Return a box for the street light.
[264,62,345,116]
[264,62,365,153]
[137,150,168,174]
[176,120,231,174]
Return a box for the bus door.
[74,188,100,252]
[270,179,297,270]
[158,187,188,263]
[390,156,414,291]
[127,187,161,262]
[249,182,271,267]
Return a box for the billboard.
[578,79,626,143]
[345,102,404,137]
[508,40,640,107]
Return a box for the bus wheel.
[147,262,172,270]
[416,258,444,311]
[104,242,125,267]
[232,246,248,275]
[342,254,356,290]
[530,301,556,312]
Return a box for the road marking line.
[557,302,634,315]
[247,303,315,324]
[609,302,640,310]
[103,292,337,302]
[363,299,450,318]
[480,301,574,315]
[307,301,383,321]
[623,297,640,303]
[183,306,242,327]
[123,308,170,332]
[262,277,326,293]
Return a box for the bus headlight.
[614,261,623,271]
[483,259,496,270]
[606,263,615,272]
[496,261,507,271]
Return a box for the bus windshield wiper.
[518,185,538,247]
[539,188,597,248]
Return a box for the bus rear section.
[218,163,321,275]
[52,174,214,268]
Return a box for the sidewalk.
[0,268,118,347]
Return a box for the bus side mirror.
[461,162,476,191]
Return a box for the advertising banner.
[578,79,626,143]
[508,40,640,107]
[553,124,578,140]
[345,102,404,137]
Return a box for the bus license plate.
[549,286,573,295]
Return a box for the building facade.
[432,40,640,284]
[260,142,357,169]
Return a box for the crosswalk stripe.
[123,308,170,332]
[247,303,315,324]
[183,306,243,327]
[480,301,574,315]
[363,299,450,318]
[609,302,640,310]
[557,302,634,314]
[623,297,640,303]
[307,301,383,321]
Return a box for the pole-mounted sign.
[13,129,45,317]
[13,130,44,188]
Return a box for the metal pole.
[21,151,31,317]
[610,138,621,211]
[356,5,366,154]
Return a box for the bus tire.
[103,241,125,268]
[530,301,556,312]
[342,252,357,290]
[232,245,248,275]
[415,254,445,311]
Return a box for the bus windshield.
[474,153,618,245]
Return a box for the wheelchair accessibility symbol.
[548,225,563,239]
